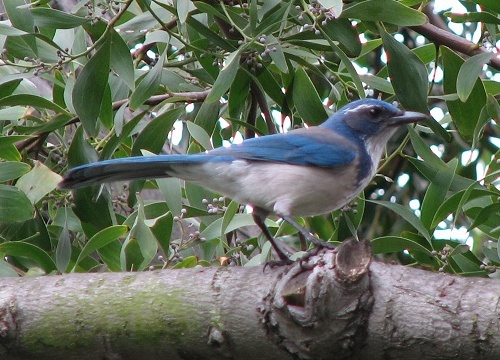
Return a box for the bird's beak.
[388,110,429,127]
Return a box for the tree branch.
[410,23,500,71]
[2,240,500,359]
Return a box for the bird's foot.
[297,240,337,267]
[305,234,335,250]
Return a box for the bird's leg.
[252,207,291,262]
[281,215,335,250]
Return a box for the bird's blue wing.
[208,128,357,168]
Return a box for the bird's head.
[321,99,428,143]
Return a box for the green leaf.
[194,100,220,134]
[449,253,483,275]
[0,241,56,273]
[99,84,113,129]
[132,107,184,155]
[0,106,26,120]
[0,94,69,113]
[0,184,34,222]
[206,49,243,104]
[0,144,21,161]
[407,157,474,191]
[369,199,431,241]
[472,99,495,151]
[100,111,145,160]
[457,52,494,102]
[469,203,500,231]
[110,29,135,90]
[4,0,34,33]
[293,67,328,125]
[321,18,361,56]
[56,227,71,273]
[420,159,458,230]
[485,148,500,185]
[340,0,427,26]
[15,113,73,135]
[371,236,432,255]
[0,259,19,277]
[144,30,170,45]
[130,52,165,110]
[200,214,275,241]
[172,256,198,269]
[0,23,27,36]
[193,2,227,22]
[185,16,235,52]
[360,74,394,94]
[442,46,486,140]
[16,161,62,204]
[121,196,157,271]
[73,225,129,270]
[445,11,500,25]
[176,0,191,24]
[72,36,111,136]
[157,178,183,218]
[228,69,250,120]
[318,0,343,17]
[0,135,32,152]
[31,8,90,29]
[431,187,493,229]
[484,79,500,95]
[0,161,30,182]
[380,28,428,114]
[265,34,288,73]
[97,241,122,272]
[319,30,365,98]
[468,0,500,13]
[408,126,446,170]
[221,200,240,240]
[148,211,173,255]
[187,121,213,150]
[256,67,285,106]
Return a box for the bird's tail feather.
[58,155,210,190]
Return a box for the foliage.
[0,0,498,277]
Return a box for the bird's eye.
[369,107,382,118]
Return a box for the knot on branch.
[264,239,374,359]
[0,294,18,353]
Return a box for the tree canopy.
[0,0,499,277]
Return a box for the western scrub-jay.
[59,99,428,261]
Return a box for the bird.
[59,99,428,262]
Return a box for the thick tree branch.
[410,23,500,71]
[1,240,500,359]
[0,240,372,359]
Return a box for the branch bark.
[1,240,499,359]
[410,23,500,71]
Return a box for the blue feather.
[208,131,356,167]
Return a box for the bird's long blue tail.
[58,154,210,190]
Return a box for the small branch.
[250,80,278,134]
[246,84,258,139]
